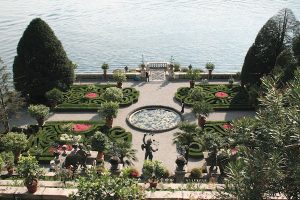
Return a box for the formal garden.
[1,8,300,200]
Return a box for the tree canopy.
[241,8,300,85]
[13,18,75,102]
[221,70,300,199]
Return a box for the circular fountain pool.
[127,106,183,133]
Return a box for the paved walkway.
[2,80,255,173]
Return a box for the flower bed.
[25,121,132,162]
[188,121,229,158]
[72,124,92,132]
[175,84,253,110]
[55,84,139,111]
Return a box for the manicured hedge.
[175,84,254,110]
[26,121,132,162]
[55,85,139,111]
[189,121,228,158]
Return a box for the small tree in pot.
[186,69,201,88]
[101,63,109,81]
[98,101,119,128]
[102,87,123,102]
[17,155,44,193]
[1,132,28,163]
[113,71,127,88]
[91,131,109,162]
[205,62,215,80]
[142,160,166,188]
[45,88,64,108]
[192,100,213,129]
[1,151,15,175]
[28,104,50,126]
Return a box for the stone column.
[175,165,187,183]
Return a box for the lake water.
[0,0,300,73]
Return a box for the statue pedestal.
[175,166,187,183]
[110,164,122,176]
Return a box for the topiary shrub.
[174,63,181,72]
[28,104,50,126]
[90,131,109,152]
[13,18,74,102]
[45,88,63,107]
[142,160,166,180]
[1,132,28,163]
[190,168,202,178]
[188,87,206,101]
[102,87,123,102]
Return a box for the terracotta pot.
[189,80,195,88]
[198,116,206,129]
[26,179,38,193]
[117,82,122,88]
[106,117,113,128]
[36,117,45,127]
[208,70,213,80]
[97,151,104,162]
[150,181,158,188]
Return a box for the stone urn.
[109,156,120,171]
[175,156,187,171]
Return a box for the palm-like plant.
[101,63,109,80]
[192,100,213,128]
[108,140,138,167]
[173,122,202,163]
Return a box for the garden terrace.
[25,121,132,162]
[55,84,139,111]
[175,84,253,110]
[188,121,229,158]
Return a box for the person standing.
[181,99,185,113]
[145,71,150,82]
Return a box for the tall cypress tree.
[13,18,75,102]
[241,8,300,85]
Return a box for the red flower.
[231,147,238,155]
[215,92,228,98]
[48,144,73,154]
[130,171,139,178]
[223,123,233,129]
[72,124,92,132]
[85,93,98,99]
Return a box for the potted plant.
[192,100,213,129]
[205,62,215,80]
[186,69,201,88]
[175,155,187,171]
[45,88,63,108]
[28,104,50,126]
[1,151,15,175]
[1,132,28,163]
[228,77,234,87]
[142,160,166,188]
[188,87,206,102]
[102,87,123,102]
[101,63,109,80]
[188,64,193,70]
[17,155,44,193]
[98,101,119,128]
[140,63,146,70]
[91,131,109,162]
[113,70,127,88]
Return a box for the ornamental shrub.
[17,155,43,184]
[98,101,119,118]
[188,87,206,101]
[186,69,201,81]
[205,62,215,71]
[190,168,202,178]
[90,131,109,152]
[13,18,75,102]
[113,71,127,83]
[70,172,144,200]
[28,104,50,119]
[1,151,14,168]
[142,160,166,180]
[45,88,63,104]
[1,132,28,156]
[102,87,123,102]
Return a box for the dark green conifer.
[13,18,74,102]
